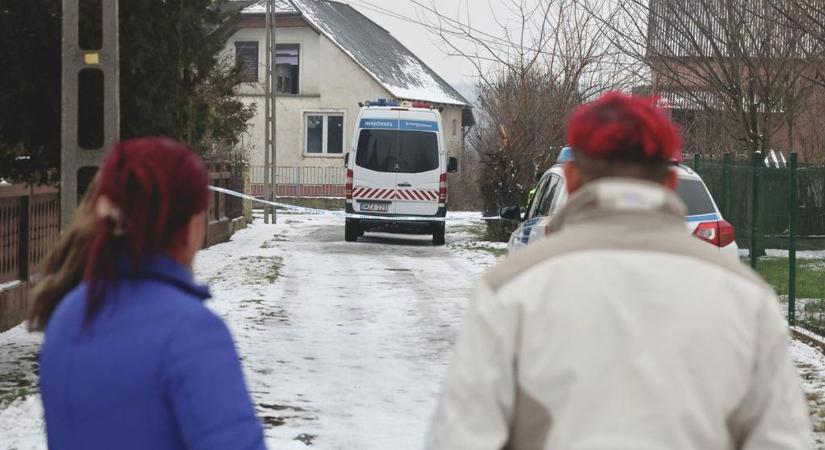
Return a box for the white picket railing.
[250,166,346,198]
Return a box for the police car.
[501,148,739,258]
[344,99,457,245]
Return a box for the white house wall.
[225,24,465,171]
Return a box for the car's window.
[546,177,566,215]
[356,129,397,172]
[397,131,438,173]
[528,174,552,218]
[355,129,438,173]
[534,174,562,217]
[676,179,716,216]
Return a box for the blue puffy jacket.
[40,255,266,450]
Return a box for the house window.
[452,119,458,136]
[306,113,344,155]
[276,44,300,94]
[235,41,259,82]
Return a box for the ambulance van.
[345,99,458,245]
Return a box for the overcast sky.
[348,0,508,99]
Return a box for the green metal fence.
[692,153,825,334]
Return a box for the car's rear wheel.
[345,219,360,242]
[432,222,446,246]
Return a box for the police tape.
[208,185,447,222]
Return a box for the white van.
[345,99,458,245]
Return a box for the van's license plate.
[359,201,389,212]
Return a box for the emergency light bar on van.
[359,99,436,109]
[359,98,399,107]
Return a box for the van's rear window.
[676,179,716,216]
[356,130,396,172]
[356,130,438,173]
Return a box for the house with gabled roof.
[224,0,474,194]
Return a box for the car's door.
[515,172,554,245]
[530,174,565,238]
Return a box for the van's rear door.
[352,110,399,215]
[394,111,441,217]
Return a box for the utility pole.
[264,0,278,223]
[61,0,120,226]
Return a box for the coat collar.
[118,255,211,301]
[547,178,687,234]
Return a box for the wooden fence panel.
[0,197,21,284]
[0,186,60,331]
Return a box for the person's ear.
[171,211,206,269]
[664,168,679,191]
[564,162,582,194]
[187,211,206,252]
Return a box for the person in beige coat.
[428,92,811,450]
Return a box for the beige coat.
[428,179,811,450]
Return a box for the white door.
[351,111,399,215]
[394,112,441,216]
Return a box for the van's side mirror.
[447,157,458,173]
[345,153,350,167]
[499,205,523,221]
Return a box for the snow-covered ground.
[0,212,499,449]
[1,212,825,449]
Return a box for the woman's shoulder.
[46,277,217,337]
[44,283,89,334]
[124,279,225,336]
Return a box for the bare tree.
[594,0,821,160]
[420,0,635,218]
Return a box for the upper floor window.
[276,44,300,94]
[235,41,259,82]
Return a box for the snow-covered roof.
[240,0,470,107]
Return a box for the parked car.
[345,99,458,245]
[501,160,739,258]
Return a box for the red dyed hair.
[84,138,209,320]
[566,92,682,163]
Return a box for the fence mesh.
[692,155,825,334]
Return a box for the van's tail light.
[439,173,447,205]
[345,169,353,201]
[693,220,735,247]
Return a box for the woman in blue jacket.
[38,138,266,450]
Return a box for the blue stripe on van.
[359,119,399,129]
[685,213,719,222]
[400,120,438,131]
[359,119,439,131]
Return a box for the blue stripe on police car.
[685,213,719,222]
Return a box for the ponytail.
[83,138,209,321]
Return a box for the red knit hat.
[566,92,682,163]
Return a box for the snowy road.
[3,212,825,449]
[196,214,497,449]
[0,213,502,450]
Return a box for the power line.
[348,0,638,71]
[347,0,516,52]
